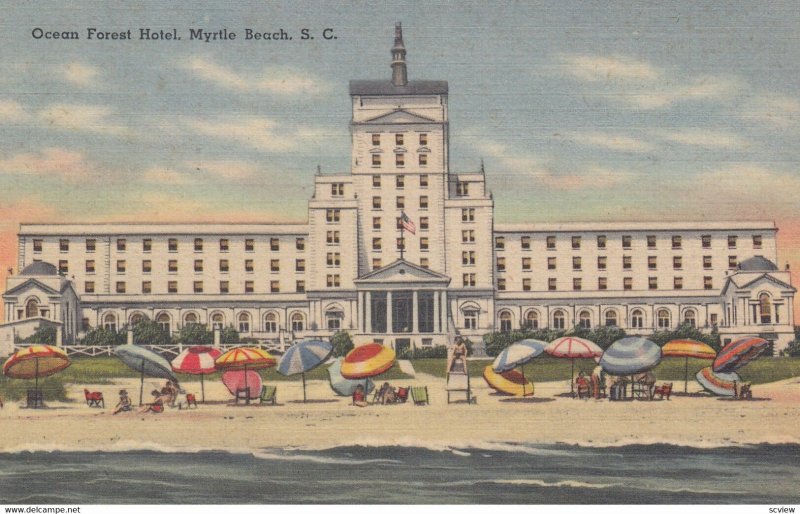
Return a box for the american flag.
[400,211,416,234]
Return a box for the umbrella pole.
[302,372,307,403]
[684,356,689,394]
[139,361,145,406]
[244,364,249,405]
[35,358,39,408]
[521,362,525,397]
[201,374,205,403]
[571,358,575,396]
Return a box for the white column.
[440,290,448,333]
[365,292,372,333]
[412,290,419,333]
[386,291,393,333]
[433,291,440,333]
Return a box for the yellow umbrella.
[3,345,71,407]
[215,347,276,404]
[662,339,716,393]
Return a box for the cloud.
[38,104,126,135]
[0,148,92,179]
[182,116,299,152]
[567,132,656,152]
[141,166,194,185]
[181,56,327,95]
[740,95,800,128]
[559,55,660,82]
[61,62,100,87]
[653,128,750,149]
[185,160,259,180]
[0,100,31,122]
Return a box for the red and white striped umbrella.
[545,336,603,396]
[171,346,222,403]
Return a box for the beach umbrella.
[492,339,547,397]
[662,339,716,393]
[545,337,603,394]
[696,366,741,397]
[222,370,263,400]
[171,346,222,403]
[115,344,177,406]
[327,357,375,397]
[341,343,395,395]
[712,336,769,374]
[600,337,662,376]
[3,345,71,406]
[277,340,333,402]
[215,347,277,404]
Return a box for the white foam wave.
[250,450,401,466]
[447,478,621,489]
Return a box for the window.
[419,257,429,268]
[219,259,229,273]
[496,256,506,271]
[238,313,251,333]
[573,278,582,291]
[672,235,682,249]
[270,259,280,272]
[728,235,737,249]
[58,260,68,274]
[525,310,539,329]
[324,209,341,224]
[673,256,682,269]
[372,133,380,146]
[495,236,505,250]
[372,217,381,230]
[597,235,607,249]
[710,313,718,326]
[327,252,341,267]
[103,313,118,332]
[85,281,95,293]
[499,311,513,332]
[657,309,671,329]
[211,313,224,330]
[326,231,340,244]
[461,230,475,243]
[649,277,658,290]
[85,239,95,252]
[168,238,178,252]
[219,281,229,294]
[728,255,737,269]
[647,235,656,248]
[497,278,506,291]
[548,278,557,291]
[622,235,631,249]
[419,133,428,145]
[623,256,632,269]
[598,277,607,290]
[372,238,382,251]
[702,234,711,248]
[270,238,280,251]
[296,238,305,251]
[296,280,305,293]
[168,281,178,293]
[759,293,772,323]
[521,236,530,250]
[143,239,152,252]
[372,175,381,188]
[395,133,404,146]
[522,278,531,291]
[572,236,581,249]
[674,276,683,290]
[703,255,712,269]
[547,257,556,270]
[553,310,566,329]
[420,217,429,230]
[396,237,405,251]
[456,182,469,196]
[463,273,476,287]
[396,196,405,209]
[753,235,763,248]
[331,183,344,196]
[396,175,405,189]
[220,239,229,252]
[245,259,254,272]
[684,309,696,327]
[546,236,556,249]
[419,174,428,187]
[158,314,171,332]
[462,208,475,222]
[291,313,305,332]
[462,251,475,265]
[270,281,280,293]
[326,311,343,330]
[372,154,381,167]
[419,237,429,251]
[704,276,713,290]
[522,257,531,270]
[597,256,607,270]
[295,259,305,272]
[623,277,633,290]
[245,281,254,293]
[245,239,254,252]
[194,259,203,272]
[116,260,126,273]
[573,256,582,271]
[193,281,203,293]
[326,274,340,288]
[579,311,592,329]
[395,153,404,167]
[168,260,178,273]
[142,260,152,273]
[648,256,657,270]
[372,258,382,270]
[419,154,428,166]
[605,310,618,327]
[464,310,478,330]
[372,196,382,209]
[194,238,203,251]
[85,260,95,273]
[420,196,428,209]
[60,239,69,252]
[631,310,644,328]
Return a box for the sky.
[0,1,798,316]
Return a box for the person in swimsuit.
[113,389,132,414]
[138,390,164,414]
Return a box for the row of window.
[371,196,430,210]
[493,276,715,291]
[371,132,428,147]
[368,216,431,231]
[371,174,429,188]
[371,237,430,251]
[371,153,427,167]
[63,258,313,275]
[492,308,711,332]
[90,276,343,294]
[42,237,306,253]
[494,234,763,251]
[99,311,310,334]
[370,257,430,271]
[493,255,741,272]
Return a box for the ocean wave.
[250,450,401,466]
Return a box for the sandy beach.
[1,367,799,453]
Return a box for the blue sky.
[0,0,797,228]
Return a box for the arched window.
[156,313,171,334]
[553,310,566,330]
[263,312,278,333]
[631,309,644,329]
[103,313,118,332]
[291,313,305,332]
[759,293,772,324]
[683,309,696,328]
[326,310,343,331]
[605,310,618,327]
[463,309,478,329]
[524,310,539,329]
[211,313,224,331]
[578,310,591,329]
[184,312,198,325]
[25,299,40,319]
[238,312,251,333]
[499,311,513,332]
[130,312,144,326]
[657,309,671,329]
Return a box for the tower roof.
[19,261,58,276]
[737,256,779,272]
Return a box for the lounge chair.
[410,386,429,406]
[259,385,277,405]
[84,389,104,408]
[396,386,409,403]
[654,382,673,400]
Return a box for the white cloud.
[185,160,259,180]
[653,128,750,149]
[181,56,327,95]
[741,95,800,128]
[38,104,126,135]
[0,147,92,179]
[182,116,299,152]
[0,100,30,122]
[61,63,100,87]
[568,132,656,152]
[560,55,660,82]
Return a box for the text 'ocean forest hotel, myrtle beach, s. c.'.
[1,24,795,356]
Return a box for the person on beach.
[575,371,590,399]
[447,337,468,373]
[138,390,165,414]
[591,366,606,399]
[113,389,132,415]
[352,384,368,407]
[160,380,178,407]
[379,382,397,404]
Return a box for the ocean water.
[0,443,798,504]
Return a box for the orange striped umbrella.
[663,339,717,393]
[341,343,395,379]
[215,347,276,404]
[3,345,71,401]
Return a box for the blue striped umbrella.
[600,337,662,376]
[491,339,548,397]
[327,357,375,397]
[277,340,333,402]
[114,345,178,406]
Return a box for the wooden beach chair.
[410,386,429,406]
[259,385,277,405]
[84,389,104,408]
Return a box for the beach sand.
[1,370,799,452]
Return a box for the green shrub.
[20,326,57,346]
[646,322,721,352]
[483,329,564,357]
[172,323,213,346]
[81,327,126,346]
[132,317,171,345]
[220,326,240,345]
[331,331,354,357]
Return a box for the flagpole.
[399,211,405,261]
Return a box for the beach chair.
[734,381,752,400]
[27,389,44,409]
[84,389,104,408]
[396,386,409,403]
[410,386,429,406]
[259,385,277,405]
[654,382,673,400]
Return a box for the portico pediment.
[3,278,60,299]
[355,259,450,287]
[360,109,437,125]
[721,273,796,297]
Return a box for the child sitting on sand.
[138,390,164,414]
[352,384,368,407]
[113,389,132,415]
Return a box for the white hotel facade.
[1,25,796,355]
